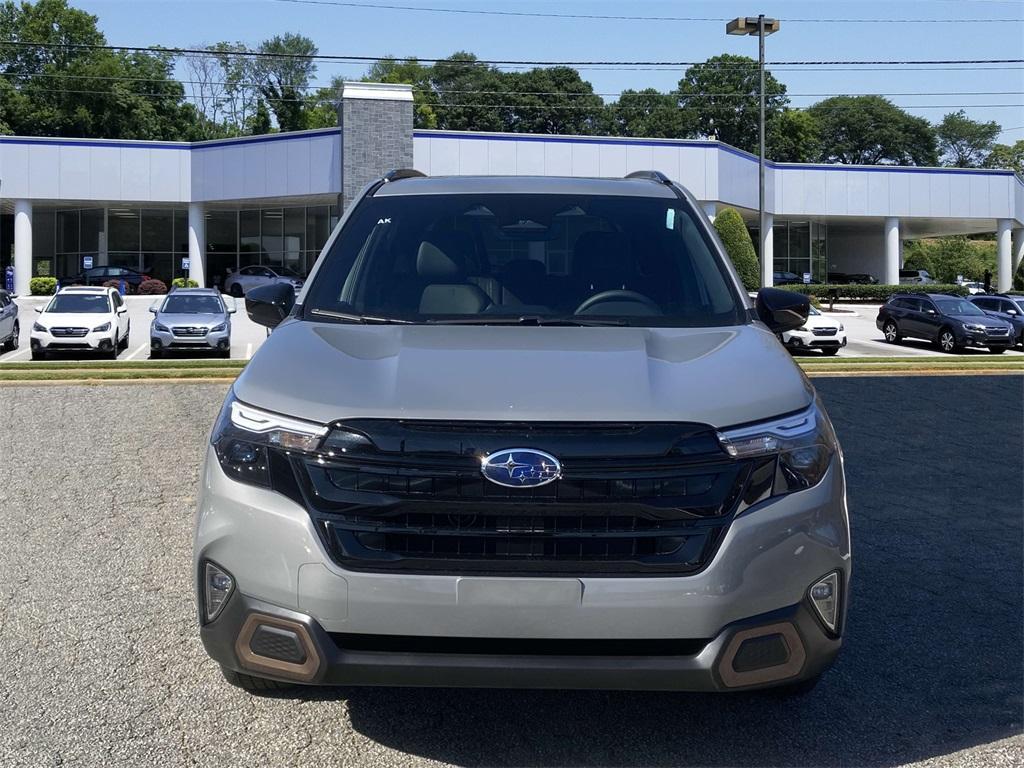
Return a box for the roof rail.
[625,170,672,185]
[383,168,427,183]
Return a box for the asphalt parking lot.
[0,376,1021,767]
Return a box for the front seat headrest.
[417,232,476,279]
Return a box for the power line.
[0,39,1021,68]
[268,0,1024,24]
[3,71,1021,100]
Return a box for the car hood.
[953,314,1010,328]
[155,312,226,326]
[234,322,814,429]
[38,312,112,327]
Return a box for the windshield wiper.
[310,308,412,324]
[426,315,631,327]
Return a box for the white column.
[187,203,205,288]
[760,213,774,288]
[701,202,717,222]
[996,218,1012,292]
[1010,228,1023,283]
[884,217,900,286]
[13,200,32,296]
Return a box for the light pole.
[727,15,780,287]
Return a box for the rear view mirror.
[246,282,295,329]
[756,288,810,334]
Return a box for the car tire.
[820,347,839,356]
[150,348,162,360]
[937,327,960,354]
[31,348,46,361]
[119,328,130,351]
[988,346,1006,354]
[229,284,244,298]
[1,322,17,352]
[882,321,901,344]
[219,349,231,359]
[220,666,293,693]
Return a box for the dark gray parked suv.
[194,171,850,695]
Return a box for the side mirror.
[35,306,43,313]
[148,306,158,314]
[1007,309,1018,316]
[246,282,295,329]
[116,306,127,314]
[926,309,937,315]
[227,306,237,314]
[756,287,810,334]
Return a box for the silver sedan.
[223,265,304,298]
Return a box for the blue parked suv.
[968,294,1024,348]
[876,293,1014,353]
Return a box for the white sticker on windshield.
[665,208,675,230]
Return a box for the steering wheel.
[574,289,661,316]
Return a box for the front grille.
[986,327,1009,336]
[812,327,838,336]
[172,326,209,337]
[50,327,88,337]
[269,420,773,576]
[329,633,710,656]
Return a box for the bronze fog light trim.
[235,613,321,682]
[718,622,806,688]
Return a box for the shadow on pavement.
[315,376,1022,767]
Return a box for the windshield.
[160,294,224,314]
[45,294,111,314]
[936,298,984,316]
[303,193,745,327]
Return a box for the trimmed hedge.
[137,279,168,295]
[779,283,969,301]
[172,277,199,289]
[29,277,57,295]
[713,207,760,291]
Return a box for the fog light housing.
[809,571,841,633]
[203,561,234,622]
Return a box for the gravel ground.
[0,377,1020,767]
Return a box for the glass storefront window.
[141,209,173,253]
[261,209,283,263]
[108,209,140,252]
[57,210,79,254]
[81,209,104,256]
[206,210,238,256]
[239,210,260,264]
[173,210,188,253]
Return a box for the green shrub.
[903,237,996,283]
[778,283,969,302]
[138,279,168,295]
[171,277,199,288]
[29,277,57,295]
[713,207,760,291]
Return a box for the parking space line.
[126,343,149,360]
[245,343,253,360]
[3,346,31,361]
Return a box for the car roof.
[167,287,221,295]
[58,286,110,294]
[371,174,679,199]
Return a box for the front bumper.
[151,326,230,351]
[961,330,1013,349]
[31,328,116,351]
[783,330,847,350]
[194,447,850,690]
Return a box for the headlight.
[839,323,845,332]
[32,322,47,333]
[964,323,986,332]
[211,390,330,488]
[93,322,111,332]
[717,400,838,501]
[154,322,170,333]
[210,323,227,332]
[795,326,808,332]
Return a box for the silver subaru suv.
[194,171,850,695]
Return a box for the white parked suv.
[30,286,129,360]
[781,306,846,355]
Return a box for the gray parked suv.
[149,288,234,358]
[195,171,850,695]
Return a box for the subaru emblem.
[480,448,562,488]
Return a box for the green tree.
[255,33,317,132]
[364,57,438,128]
[713,207,760,290]
[610,88,688,138]
[936,110,1000,167]
[247,99,272,135]
[808,96,938,165]
[768,109,821,163]
[676,54,788,153]
[0,0,200,140]
[503,66,606,135]
[903,237,996,283]
[983,140,1024,175]
[430,52,509,133]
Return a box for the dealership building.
[1,81,1022,296]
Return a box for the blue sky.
[76,0,1024,140]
